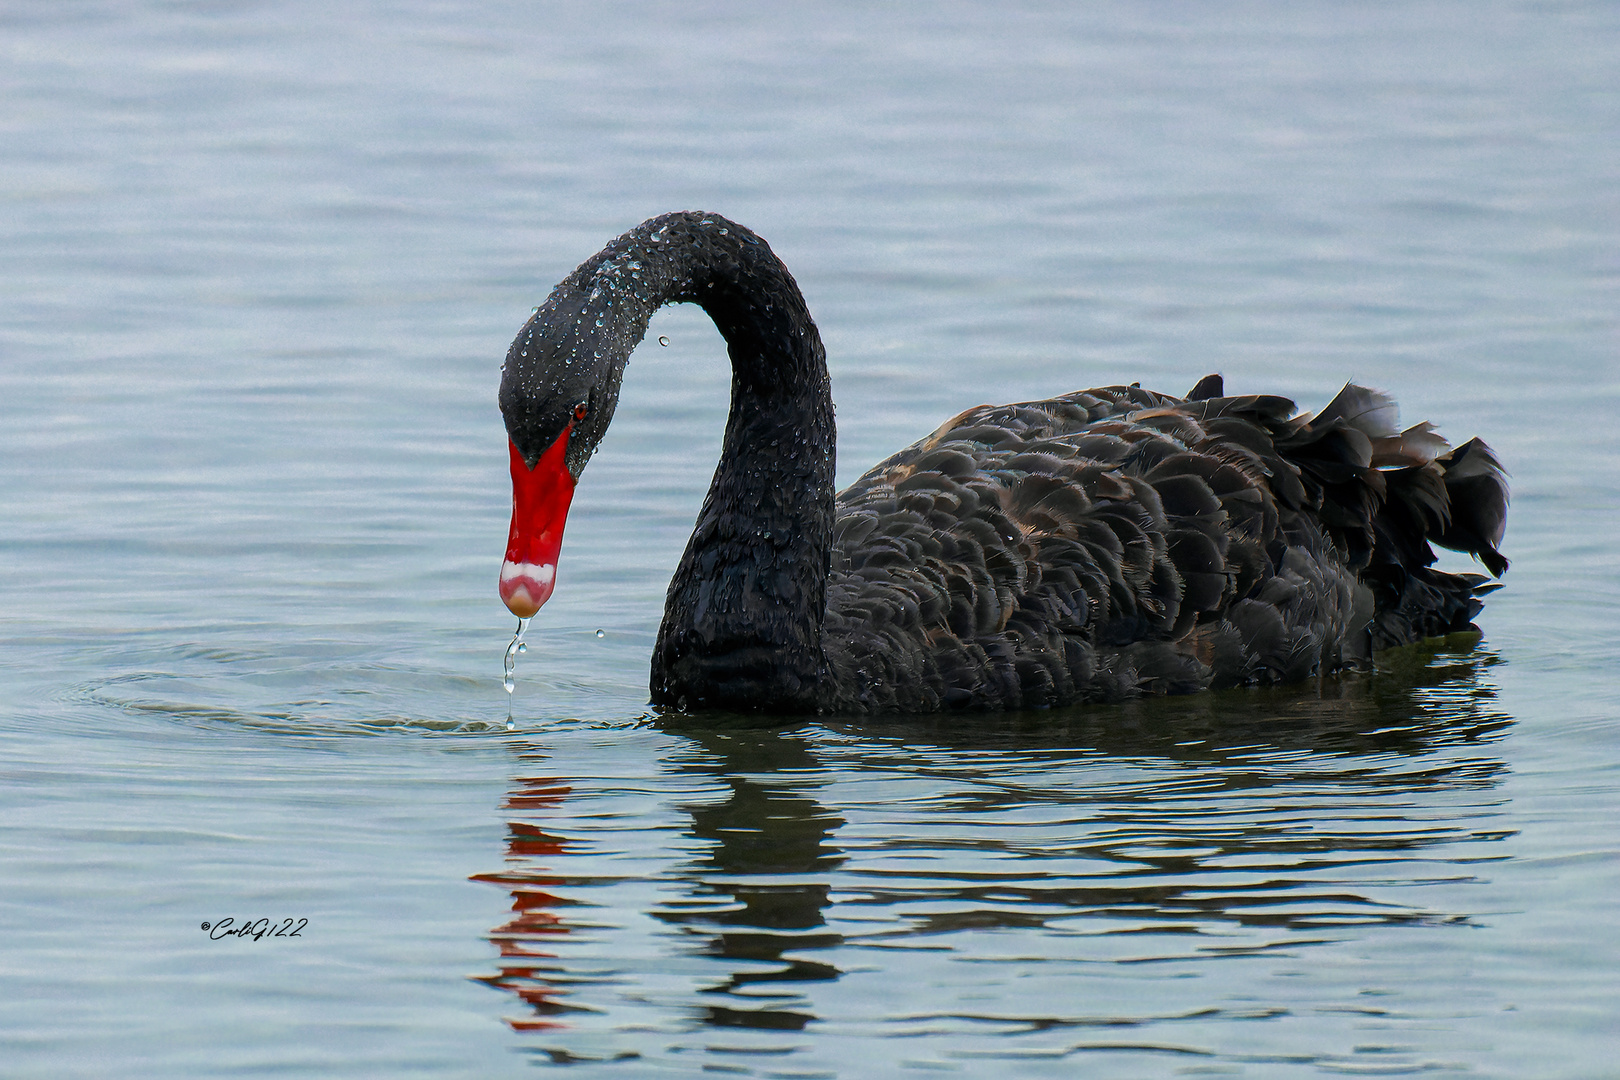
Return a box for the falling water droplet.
[503,616,531,728]
[658,336,670,347]
[595,629,605,638]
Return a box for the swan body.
[499,212,1508,715]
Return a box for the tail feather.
[1435,438,1509,575]
[1185,373,1224,401]
[1254,385,1509,652]
[1385,462,1451,539]
[1371,421,1451,468]
[1312,383,1401,441]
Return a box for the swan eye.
[572,402,589,421]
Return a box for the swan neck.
[589,213,835,712]
[568,212,826,392]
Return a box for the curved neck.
[551,213,837,710]
[559,212,828,392]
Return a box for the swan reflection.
[473,638,1512,1067]
[469,777,582,1032]
[652,728,845,1031]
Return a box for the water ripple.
[469,642,1514,1071]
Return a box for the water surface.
[2,2,1617,1076]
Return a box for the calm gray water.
[3,2,1618,1076]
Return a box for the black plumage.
[499,212,1509,715]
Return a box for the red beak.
[499,425,576,618]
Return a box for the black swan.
[498,212,1508,714]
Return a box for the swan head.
[497,275,639,618]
